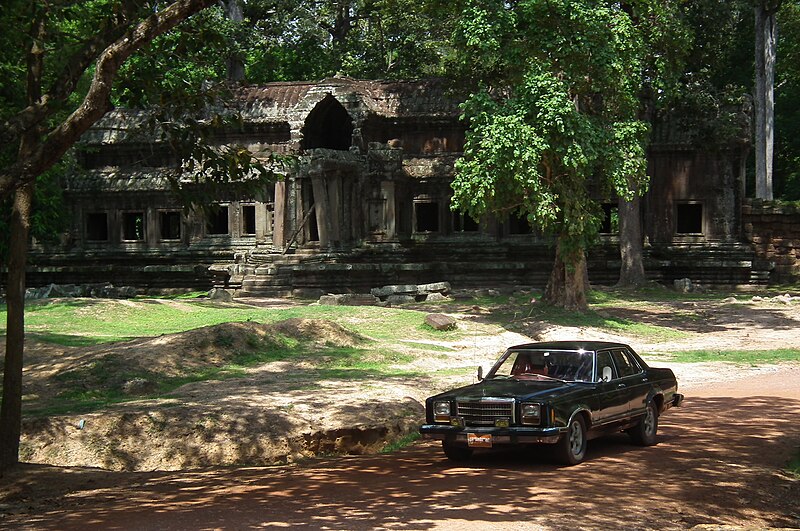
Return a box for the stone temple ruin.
[16,77,798,296]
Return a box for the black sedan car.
[420,341,684,465]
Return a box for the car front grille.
[456,398,515,426]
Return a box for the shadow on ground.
[3,396,799,530]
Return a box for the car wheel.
[555,414,587,465]
[442,440,473,462]
[629,400,659,446]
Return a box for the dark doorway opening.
[242,205,256,235]
[301,94,353,151]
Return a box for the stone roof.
[233,77,459,119]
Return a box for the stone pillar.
[328,174,342,246]
[273,181,287,248]
[311,174,331,247]
[381,180,396,239]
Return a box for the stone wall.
[742,199,800,283]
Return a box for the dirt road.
[2,366,799,530]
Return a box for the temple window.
[415,201,440,232]
[599,203,619,234]
[452,211,479,232]
[508,213,532,235]
[121,212,145,241]
[159,211,182,241]
[85,212,109,241]
[676,203,703,234]
[207,206,229,235]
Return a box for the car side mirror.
[477,366,484,381]
[602,366,613,382]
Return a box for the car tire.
[555,414,587,465]
[629,400,659,446]
[442,440,473,462]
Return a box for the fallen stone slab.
[386,294,417,305]
[319,293,380,306]
[425,313,457,331]
[370,285,419,298]
[416,282,451,294]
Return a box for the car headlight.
[434,401,451,416]
[521,403,541,425]
[433,400,451,422]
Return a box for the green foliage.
[776,2,800,199]
[451,0,652,263]
[788,448,800,478]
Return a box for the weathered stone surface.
[417,282,451,294]
[424,313,456,331]
[674,278,693,293]
[319,293,380,306]
[386,294,416,305]
[425,292,449,302]
[25,283,137,300]
[209,288,234,302]
[371,285,419,298]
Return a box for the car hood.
[429,378,589,403]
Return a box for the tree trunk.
[0,183,33,472]
[617,192,646,288]
[754,2,777,200]
[544,235,588,312]
[223,0,245,82]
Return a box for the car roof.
[507,341,630,352]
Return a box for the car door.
[610,348,649,417]
[591,350,629,424]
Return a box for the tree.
[0,0,227,471]
[754,0,782,200]
[450,0,650,310]
[775,1,800,199]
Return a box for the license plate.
[467,433,492,448]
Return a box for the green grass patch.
[399,341,456,352]
[1,299,479,345]
[381,432,421,454]
[787,448,800,478]
[665,349,800,364]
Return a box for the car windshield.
[487,349,594,382]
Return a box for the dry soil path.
[2,366,799,530]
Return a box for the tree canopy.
[450,0,657,309]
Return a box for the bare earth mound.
[18,318,420,471]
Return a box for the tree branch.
[0,1,148,148]
[0,0,216,199]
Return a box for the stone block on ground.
[318,293,380,306]
[209,288,234,302]
[386,294,417,305]
[417,282,451,294]
[674,278,693,293]
[371,284,419,299]
[425,313,457,331]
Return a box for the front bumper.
[419,424,564,445]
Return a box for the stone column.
[273,181,287,249]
